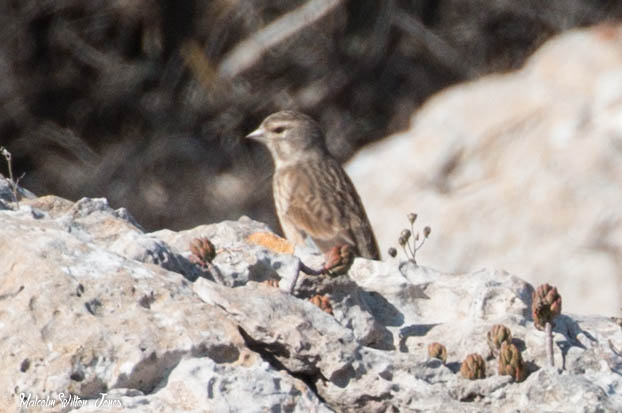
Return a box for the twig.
[219,0,342,78]
[391,10,475,79]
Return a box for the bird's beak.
[246,127,265,141]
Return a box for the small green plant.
[498,342,527,382]
[460,353,486,380]
[532,283,562,367]
[487,324,512,357]
[388,212,431,263]
[323,244,355,276]
[427,342,448,364]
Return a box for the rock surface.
[1,176,622,412]
[347,23,622,316]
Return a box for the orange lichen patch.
[246,232,294,254]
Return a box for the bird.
[246,110,380,260]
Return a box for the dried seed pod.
[189,237,216,267]
[407,212,418,224]
[423,226,431,238]
[398,235,407,247]
[323,244,355,276]
[309,294,333,315]
[487,324,512,356]
[427,342,448,364]
[460,353,486,380]
[387,247,397,258]
[400,229,412,242]
[498,342,527,382]
[532,283,562,330]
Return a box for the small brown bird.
[246,110,380,260]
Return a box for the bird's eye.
[273,127,285,134]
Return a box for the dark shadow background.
[0,0,620,232]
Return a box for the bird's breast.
[272,168,294,218]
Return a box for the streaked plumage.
[246,110,380,260]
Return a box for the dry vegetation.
[0,0,620,231]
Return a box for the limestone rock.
[347,24,622,315]
[152,218,301,287]
[194,279,359,379]
[77,357,332,413]
[0,201,248,408]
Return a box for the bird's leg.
[288,260,324,294]
[289,244,354,293]
[299,261,325,276]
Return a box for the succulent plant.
[460,353,486,380]
[532,283,562,330]
[532,283,562,367]
[498,342,527,382]
[427,342,448,364]
[189,237,216,267]
[487,324,512,357]
[392,212,431,263]
[309,294,333,315]
[323,244,355,276]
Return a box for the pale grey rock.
[44,197,202,280]
[0,191,247,411]
[347,24,622,315]
[77,358,333,413]
[152,218,301,287]
[194,278,359,379]
[152,217,271,251]
[108,231,203,282]
[295,268,395,350]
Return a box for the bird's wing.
[285,202,357,252]
[281,160,380,260]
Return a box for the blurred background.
[1,0,621,314]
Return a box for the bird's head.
[246,111,328,167]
